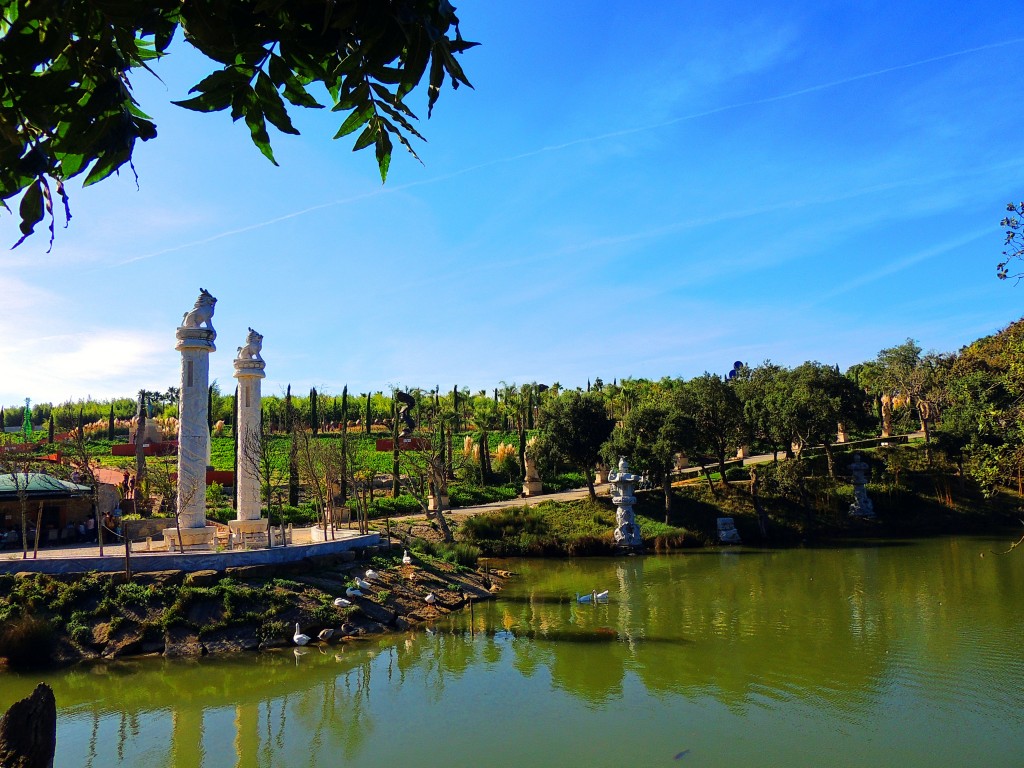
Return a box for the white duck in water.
[594,590,609,601]
[293,623,311,646]
[425,592,437,604]
[365,569,380,581]
[345,587,363,598]
[333,597,352,607]
[318,628,335,642]
[355,577,372,591]
[402,550,412,565]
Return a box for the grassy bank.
[454,444,1022,555]
[0,548,500,670]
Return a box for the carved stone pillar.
[166,290,217,549]
[232,331,267,538]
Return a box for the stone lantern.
[608,457,643,549]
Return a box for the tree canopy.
[0,0,476,247]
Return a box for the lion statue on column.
[181,288,217,329]
[236,328,264,361]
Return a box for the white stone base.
[523,479,543,497]
[228,519,269,536]
[428,493,449,511]
[162,526,217,550]
[308,525,341,543]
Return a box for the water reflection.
[0,538,1020,768]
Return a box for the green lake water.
[1,536,1022,767]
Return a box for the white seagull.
[425,592,437,604]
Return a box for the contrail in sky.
[119,35,1024,266]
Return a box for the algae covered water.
[1,536,1022,767]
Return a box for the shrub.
[367,494,421,518]
[0,615,55,668]
[115,582,154,607]
[725,466,750,481]
[409,537,480,568]
[206,481,225,507]
[543,472,587,492]
[257,620,287,645]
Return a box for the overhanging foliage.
[0,0,476,247]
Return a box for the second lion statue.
[236,328,264,361]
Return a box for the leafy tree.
[733,362,791,459]
[937,318,1024,496]
[785,362,870,478]
[535,391,614,500]
[0,0,477,246]
[999,202,1024,282]
[606,391,694,521]
[683,373,744,488]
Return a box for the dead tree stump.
[0,683,56,768]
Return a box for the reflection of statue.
[236,328,264,361]
[848,452,874,517]
[395,391,416,436]
[181,288,217,330]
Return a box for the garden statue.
[608,457,643,548]
[233,328,268,539]
[236,327,264,361]
[395,391,416,436]
[181,288,217,330]
[167,288,218,549]
[848,452,875,517]
[523,439,543,496]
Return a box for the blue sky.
[2,0,1022,405]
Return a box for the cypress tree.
[364,392,371,435]
[452,385,459,433]
[49,412,55,443]
[391,394,400,497]
[340,385,349,503]
[284,385,293,432]
[310,386,319,435]
[107,403,114,441]
[77,406,84,440]
[287,386,299,507]
[232,385,239,510]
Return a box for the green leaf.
[173,91,232,113]
[244,110,278,165]
[255,72,299,135]
[16,178,43,237]
[375,131,392,183]
[333,103,373,139]
[82,147,132,187]
[352,124,376,152]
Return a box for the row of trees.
[531,322,1024,517]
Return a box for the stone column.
[166,289,218,549]
[231,329,267,539]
